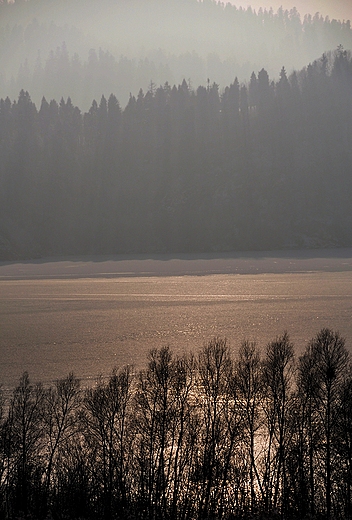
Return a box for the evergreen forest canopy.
[1,0,352,109]
[1,48,352,259]
[1,0,352,258]
[0,329,352,519]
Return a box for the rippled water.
[1,254,352,389]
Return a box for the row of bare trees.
[0,328,351,519]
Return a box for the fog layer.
[1,0,352,108]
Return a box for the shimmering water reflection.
[1,268,352,388]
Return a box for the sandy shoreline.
[1,248,352,279]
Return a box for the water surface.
[1,249,352,389]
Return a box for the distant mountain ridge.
[231,0,352,22]
[0,0,352,109]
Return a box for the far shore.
[1,248,352,279]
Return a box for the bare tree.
[196,337,244,519]
[134,346,174,519]
[42,373,81,515]
[296,338,323,517]
[133,346,196,519]
[168,353,199,520]
[7,372,45,517]
[303,328,349,519]
[235,339,264,515]
[261,332,295,516]
[0,385,8,518]
[83,366,134,519]
[335,365,352,518]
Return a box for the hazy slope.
[1,48,352,259]
[0,0,351,108]
[231,0,352,21]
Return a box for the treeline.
[1,0,352,109]
[1,48,352,258]
[0,328,351,519]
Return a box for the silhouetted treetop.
[0,329,350,519]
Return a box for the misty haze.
[1,0,352,519]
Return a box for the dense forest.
[1,0,352,109]
[1,0,352,258]
[0,329,351,519]
[1,47,352,259]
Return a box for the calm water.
[1,252,352,389]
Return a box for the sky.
[231,0,352,21]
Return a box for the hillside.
[0,48,351,259]
[0,0,352,108]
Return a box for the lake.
[1,249,352,389]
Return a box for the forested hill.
[1,49,352,259]
[1,0,352,109]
